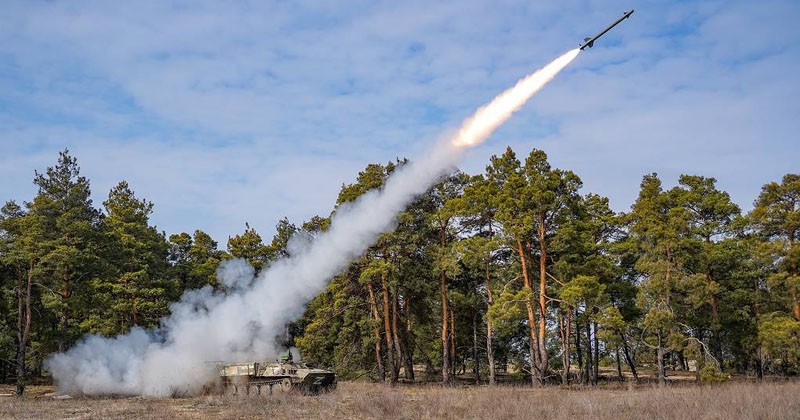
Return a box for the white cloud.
[1,0,798,244]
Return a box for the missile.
[579,9,634,50]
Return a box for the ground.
[1,380,798,419]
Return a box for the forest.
[1,148,799,396]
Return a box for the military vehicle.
[217,353,337,395]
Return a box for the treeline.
[1,149,798,396]
[0,150,297,395]
[294,148,799,386]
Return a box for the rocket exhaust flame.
[453,48,580,148]
[45,49,580,397]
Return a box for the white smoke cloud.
[218,258,256,291]
[45,48,580,397]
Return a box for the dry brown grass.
[1,381,798,419]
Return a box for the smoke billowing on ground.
[45,48,580,397]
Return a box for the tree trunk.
[566,310,572,384]
[754,352,763,382]
[366,283,385,382]
[705,238,722,362]
[391,292,403,380]
[449,307,457,379]
[440,222,451,385]
[559,310,570,385]
[485,258,496,386]
[16,262,34,397]
[677,350,688,371]
[401,296,415,381]
[516,238,538,387]
[380,272,397,385]
[709,292,723,368]
[791,252,799,321]
[486,317,495,385]
[584,320,594,386]
[440,265,450,385]
[403,347,415,381]
[657,330,667,387]
[593,320,599,384]
[615,348,623,380]
[537,220,548,386]
[473,314,480,383]
[620,333,638,382]
[695,357,702,384]
[753,271,763,382]
[575,313,584,384]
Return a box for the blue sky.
[1,0,798,244]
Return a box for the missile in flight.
[579,9,634,50]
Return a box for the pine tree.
[87,181,173,334]
[168,230,224,291]
[28,150,102,352]
[750,174,800,320]
[749,174,800,374]
[227,224,268,272]
[0,201,36,395]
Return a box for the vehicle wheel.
[281,378,293,392]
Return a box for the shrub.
[699,364,729,385]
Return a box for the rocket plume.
[453,48,580,148]
[45,49,580,397]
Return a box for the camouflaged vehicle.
[218,353,337,395]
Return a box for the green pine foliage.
[1,148,799,396]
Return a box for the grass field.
[2,380,798,419]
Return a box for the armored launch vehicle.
[217,353,337,395]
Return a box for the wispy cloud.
[1,0,798,242]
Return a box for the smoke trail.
[45,48,580,397]
[453,48,580,147]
